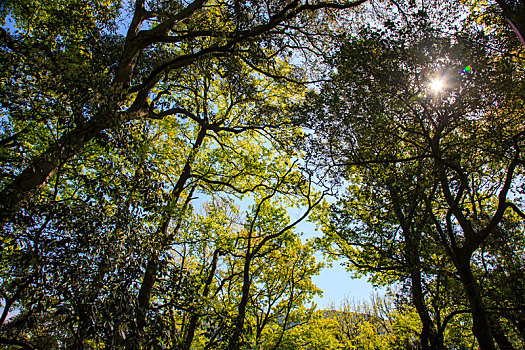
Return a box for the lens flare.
[430,79,444,92]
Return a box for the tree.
[320,161,471,349]
[130,189,324,350]
[2,1,378,346]
[0,20,338,347]
[1,3,371,344]
[274,294,421,350]
[0,0,368,228]
[465,0,525,48]
[301,15,525,349]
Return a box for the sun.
[430,79,444,93]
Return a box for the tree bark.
[388,183,443,349]
[454,254,496,350]
[489,314,516,350]
[227,241,253,349]
[182,249,221,350]
[409,268,440,350]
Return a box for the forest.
[0,0,524,349]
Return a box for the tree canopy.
[302,6,525,350]
[1,0,525,349]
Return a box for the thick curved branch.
[477,148,520,244]
[130,0,368,94]
[0,337,35,350]
[506,202,525,220]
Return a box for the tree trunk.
[125,254,158,350]
[182,249,221,350]
[125,122,206,348]
[489,314,516,350]
[388,183,443,350]
[410,268,440,350]
[228,249,253,349]
[454,255,496,350]
[0,118,110,227]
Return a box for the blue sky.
[292,206,380,309]
[313,262,379,308]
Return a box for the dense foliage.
[302,5,525,350]
[1,0,524,349]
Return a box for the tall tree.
[0,23,330,346]
[2,1,370,347]
[0,0,368,228]
[301,17,525,349]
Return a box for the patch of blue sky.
[287,203,381,309]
